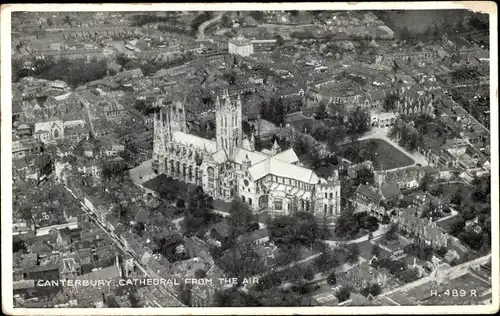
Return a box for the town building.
[393,209,448,248]
[228,36,254,57]
[152,90,341,222]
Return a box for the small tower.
[271,139,281,156]
[249,132,255,152]
[152,109,167,174]
[242,154,251,171]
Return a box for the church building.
[152,90,341,223]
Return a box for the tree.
[128,291,141,307]
[183,186,215,236]
[221,14,232,28]
[355,167,374,186]
[334,207,360,240]
[316,103,327,120]
[347,107,370,137]
[450,217,466,236]
[335,286,352,303]
[385,223,398,242]
[383,93,399,112]
[327,271,337,285]
[370,283,382,296]
[396,267,420,283]
[219,242,265,278]
[275,35,285,46]
[400,26,410,42]
[346,244,360,265]
[194,269,207,278]
[105,295,120,307]
[178,282,192,306]
[19,206,36,235]
[249,11,264,22]
[304,266,315,281]
[176,198,185,209]
[314,250,338,271]
[102,160,128,181]
[260,97,286,127]
[268,212,320,250]
[228,199,256,236]
[13,239,27,253]
[420,173,432,192]
[450,188,463,206]
[371,244,381,258]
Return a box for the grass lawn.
[436,216,460,233]
[431,183,472,197]
[340,138,414,170]
[377,10,473,36]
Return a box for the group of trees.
[268,211,323,252]
[182,186,218,237]
[371,257,420,283]
[260,97,287,127]
[218,242,266,279]
[14,56,108,88]
[389,122,422,152]
[155,234,190,262]
[404,243,448,262]
[346,107,371,138]
[360,283,382,298]
[334,209,379,240]
[227,199,259,238]
[353,167,375,186]
[447,177,491,253]
[190,12,214,35]
[338,139,380,165]
[383,93,400,112]
[116,53,195,78]
[101,159,129,182]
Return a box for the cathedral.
[152,90,341,223]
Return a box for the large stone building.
[228,35,254,57]
[152,91,341,223]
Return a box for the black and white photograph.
[1,2,498,314]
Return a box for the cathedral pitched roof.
[172,131,217,153]
[248,157,319,184]
[212,150,228,163]
[272,148,299,164]
[232,147,269,165]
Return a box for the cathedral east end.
[152,91,341,223]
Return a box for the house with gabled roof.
[393,209,448,248]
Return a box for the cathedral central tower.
[215,90,242,157]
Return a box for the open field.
[340,138,415,170]
[375,10,474,36]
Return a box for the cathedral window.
[274,199,283,210]
[207,167,215,189]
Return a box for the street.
[63,186,183,305]
[196,12,223,41]
[321,223,390,248]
